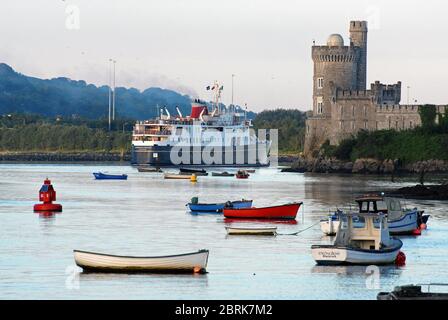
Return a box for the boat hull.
[225,227,277,235]
[320,210,423,236]
[164,174,192,180]
[74,250,209,273]
[131,145,269,167]
[188,200,253,213]
[93,173,128,180]
[311,239,403,265]
[223,202,302,220]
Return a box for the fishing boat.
[164,173,193,180]
[320,195,429,236]
[137,167,162,173]
[211,171,235,177]
[187,198,253,213]
[245,169,256,173]
[93,172,128,180]
[223,202,302,220]
[179,171,208,176]
[225,226,277,235]
[236,170,250,179]
[377,284,448,300]
[73,249,209,273]
[312,211,403,265]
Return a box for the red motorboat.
[236,170,250,179]
[223,202,302,220]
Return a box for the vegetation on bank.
[321,105,448,164]
[0,114,131,153]
[253,109,306,153]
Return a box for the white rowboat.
[164,174,192,180]
[74,249,209,273]
[225,226,277,235]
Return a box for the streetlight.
[112,59,117,121]
[108,59,112,131]
[231,74,235,111]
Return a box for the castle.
[304,21,447,155]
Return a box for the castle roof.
[327,34,344,47]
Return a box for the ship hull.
[131,144,270,167]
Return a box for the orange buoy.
[33,178,63,212]
[420,223,427,230]
[395,251,406,266]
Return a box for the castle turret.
[349,21,368,90]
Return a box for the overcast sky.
[0,0,447,111]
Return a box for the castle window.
[317,96,323,114]
[364,121,368,129]
[410,121,413,128]
[317,78,324,89]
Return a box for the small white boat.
[312,211,403,265]
[225,226,277,235]
[320,195,428,236]
[74,249,209,273]
[164,173,193,180]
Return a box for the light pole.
[231,74,235,111]
[108,59,112,131]
[112,59,117,121]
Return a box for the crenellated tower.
[349,21,368,90]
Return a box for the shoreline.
[281,157,448,175]
[0,151,131,162]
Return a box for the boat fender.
[412,228,422,236]
[395,251,406,266]
[420,223,427,230]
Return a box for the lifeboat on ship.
[223,202,302,220]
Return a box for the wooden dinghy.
[225,226,277,235]
[164,173,193,180]
[74,249,209,273]
[93,172,128,180]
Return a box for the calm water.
[0,163,447,300]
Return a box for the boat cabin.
[333,212,393,251]
[355,195,405,221]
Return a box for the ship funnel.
[190,101,209,119]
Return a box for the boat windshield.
[376,201,388,212]
[353,216,366,228]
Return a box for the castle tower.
[349,21,368,90]
[311,33,359,118]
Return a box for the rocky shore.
[0,152,131,162]
[386,184,448,200]
[282,157,448,174]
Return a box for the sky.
[0,0,447,111]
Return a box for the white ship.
[131,82,271,167]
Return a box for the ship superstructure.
[131,82,270,167]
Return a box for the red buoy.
[412,228,422,236]
[33,178,63,212]
[395,251,406,266]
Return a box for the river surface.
[0,163,447,300]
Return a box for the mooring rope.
[276,220,321,236]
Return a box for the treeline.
[322,105,448,164]
[0,124,131,152]
[253,109,306,153]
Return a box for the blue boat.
[93,172,128,180]
[187,198,253,213]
